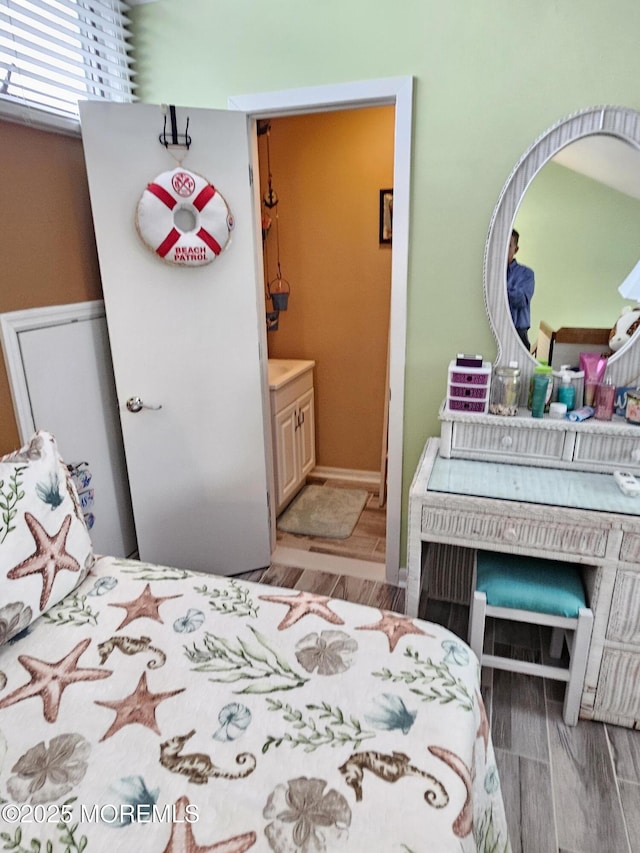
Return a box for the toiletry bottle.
[595,377,616,421]
[531,372,549,419]
[528,362,553,412]
[557,371,575,411]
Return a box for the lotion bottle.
[531,373,549,419]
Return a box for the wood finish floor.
[275,477,386,564]
[236,564,640,853]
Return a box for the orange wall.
[0,121,102,454]
[260,106,394,472]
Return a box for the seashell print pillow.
[0,431,94,643]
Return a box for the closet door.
[80,102,271,575]
[1,301,136,558]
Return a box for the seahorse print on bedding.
[338,750,449,807]
[98,634,166,669]
[428,745,473,837]
[160,729,256,784]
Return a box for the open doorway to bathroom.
[258,107,393,579]
[230,77,412,587]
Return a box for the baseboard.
[311,466,380,487]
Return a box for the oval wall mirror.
[484,106,640,394]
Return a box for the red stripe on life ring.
[156,227,181,258]
[192,184,216,211]
[147,182,177,209]
[197,227,222,255]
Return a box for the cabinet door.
[297,388,316,479]
[274,400,300,512]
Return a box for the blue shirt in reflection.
[507,259,535,331]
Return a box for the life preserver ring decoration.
[136,167,234,266]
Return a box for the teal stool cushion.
[476,551,586,617]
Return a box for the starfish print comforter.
[0,556,511,852]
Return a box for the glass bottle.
[594,378,616,421]
[489,362,521,416]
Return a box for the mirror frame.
[484,105,640,395]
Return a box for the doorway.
[257,108,392,575]
[229,77,413,587]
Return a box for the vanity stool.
[468,550,594,726]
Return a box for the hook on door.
[158,104,191,150]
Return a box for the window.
[0,0,135,134]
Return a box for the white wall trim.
[229,76,413,587]
[0,300,105,442]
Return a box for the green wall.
[129,0,640,563]
[515,161,640,341]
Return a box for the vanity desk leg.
[406,489,425,618]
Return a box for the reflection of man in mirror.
[507,228,535,350]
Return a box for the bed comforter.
[0,555,511,852]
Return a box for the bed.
[0,432,511,852]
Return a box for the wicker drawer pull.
[500,435,513,448]
[503,526,518,542]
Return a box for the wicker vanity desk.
[407,436,640,727]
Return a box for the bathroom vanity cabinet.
[268,360,316,515]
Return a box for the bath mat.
[277,485,368,539]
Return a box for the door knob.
[126,396,162,413]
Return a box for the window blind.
[0,0,135,133]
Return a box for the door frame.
[229,76,413,586]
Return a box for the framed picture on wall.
[379,188,393,244]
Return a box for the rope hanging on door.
[262,124,291,314]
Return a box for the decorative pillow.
[0,431,94,643]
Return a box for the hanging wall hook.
[159,104,191,150]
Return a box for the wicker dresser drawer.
[620,532,640,563]
[451,421,565,462]
[607,569,640,644]
[594,649,640,720]
[574,432,640,468]
[421,506,608,559]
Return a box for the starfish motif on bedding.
[7,513,81,611]
[96,671,185,741]
[356,609,432,652]
[108,583,182,630]
[0,638,111,723]
[258,590,344,630]
[163,796,256,852]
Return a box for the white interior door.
[80,101,271,575]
